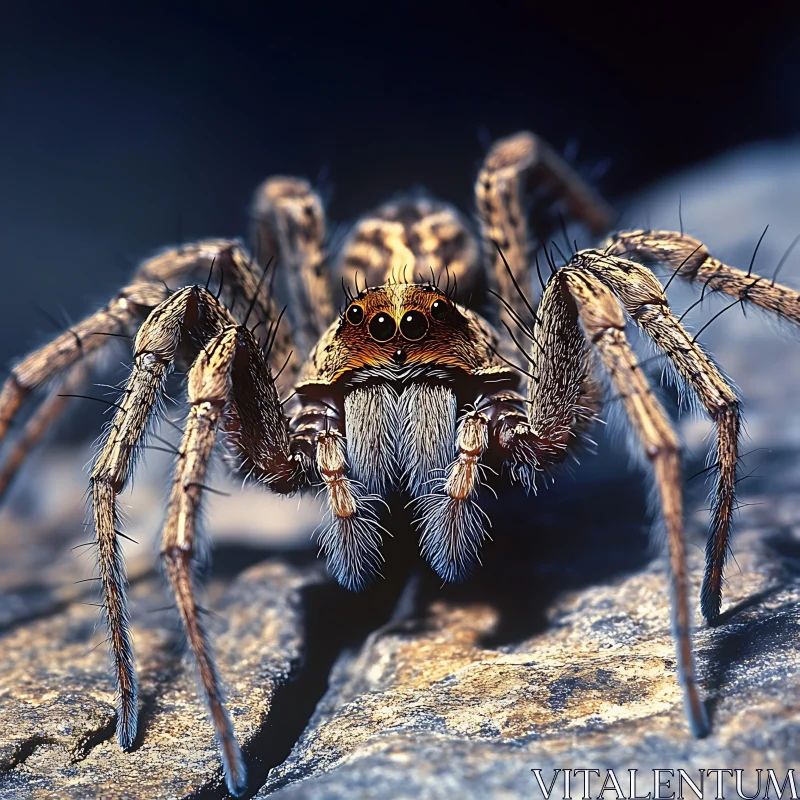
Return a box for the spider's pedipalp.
[414,409,491,582]
[557,267,709,738]
[480,390,566,492]
[315,429,386,591]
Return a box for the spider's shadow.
[344,439,664,649]
[430,461,658,648]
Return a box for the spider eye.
[399,310,429,341]
[368,313,397,342]
[430,299,448,321]
[346,304,364,325]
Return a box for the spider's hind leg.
[475,130,613,323]
[250,177,335,364]
[0,237,288,499]
[0,281,170,499]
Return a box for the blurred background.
[3,2,800,389]
[2,2,800,494]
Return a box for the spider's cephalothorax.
[292,280,525,590]
[3,131,799,795]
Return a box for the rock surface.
[0,454,338,799]
[260,506,800,799]
[0,558,328,800]
[2,141,800,799]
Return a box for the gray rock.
[0,556,329,799]
[260,515,800,799]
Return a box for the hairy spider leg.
[598,230,800,621]
[475,130,614,324]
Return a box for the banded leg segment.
[572,246,743,621]
[475,130,613,322]
[0,236,294,494]
[161,328,244,795]
[91,286,234,751]
[559,267,708,736]
[603,229,800,321]
[134,238,294,385]
[159,323,306,795]
[0,282,168,456]
[525,273,601,460]
[477,273,602,492]
[0,360,89,499]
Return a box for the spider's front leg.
[160,324,307,795]
[509,269,710,737]
[596,230,800,621]
[90,285,305,796]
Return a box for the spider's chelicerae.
[2,131,798,795]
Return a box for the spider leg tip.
[688,702,711,739]
[222,742,248,796]
[115,713,138,752]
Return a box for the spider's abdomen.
[339,196,481,297]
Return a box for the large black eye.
[346,304,364,325]
[368,312,397,342]
[430,299,449,321]
[399,310,429,341]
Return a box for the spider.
[2,130,798,796]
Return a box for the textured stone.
[258,499,800,798]
[0,556,329,799]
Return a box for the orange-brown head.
[297,283,516,389]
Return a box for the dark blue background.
[3,1,800,376]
